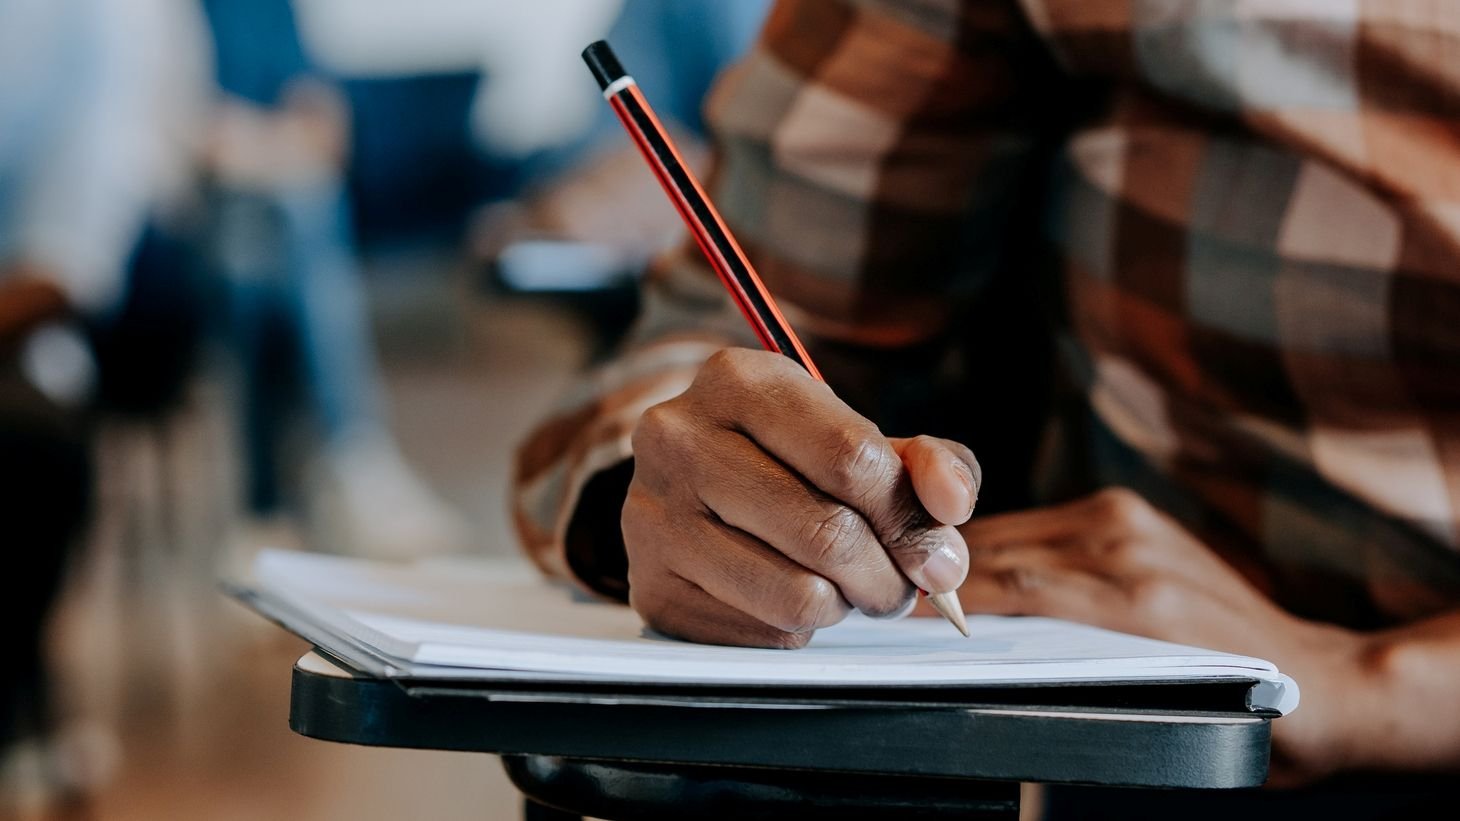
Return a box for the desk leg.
[503,755,1019,820]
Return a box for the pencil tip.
[927,591,969,637]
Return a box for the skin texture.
[623,347,980,649]
[946,488,1460,784]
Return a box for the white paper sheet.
[250,549,1300,713]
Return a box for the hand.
[623,348,981,649]
[957,488,1374,785]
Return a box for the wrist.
[1345,619,1460,773]
[1276,608,1460,780]
[1268,616,1381,781]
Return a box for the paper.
[248,549,1299,713]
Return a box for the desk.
[288,650,1272,819]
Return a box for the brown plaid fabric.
[514,0,1460,625]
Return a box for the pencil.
[582,40,969,638]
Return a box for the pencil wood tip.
[927,591,969,637]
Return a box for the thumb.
[891,436,981,527]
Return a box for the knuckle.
[1103,536,1149,567]
[910,434,939,451]
[779,575,838,634]
[703,346,737,373]
[994,566,1042,598]
[632,402,677,453]
[1128,577,1180,618]
[633,402,705,468]
[801,505,866,569]
[881,509,940,558]
[825,429,895,502]
[1093,487,1150,525]
[703,347,760,387]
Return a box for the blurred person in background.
[201,0,468,559]
[293,0,770,295]
[515,0,1460,817]
[0,0,209,804]
[239,0,771,544]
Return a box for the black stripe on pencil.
[582,40,822,381]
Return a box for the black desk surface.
[289,651,1273,791]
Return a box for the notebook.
[232,548,1299,714]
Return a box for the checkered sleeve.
[1023,0,1460,617]
[511,0,1061,597]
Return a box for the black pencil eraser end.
[582,40,627,91]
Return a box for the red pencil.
[582,41,821,380]
[582,40,968,637]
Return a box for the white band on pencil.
[602,75,636,99]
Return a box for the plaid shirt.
[514,0,1460,627]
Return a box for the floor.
[12,257,596,820]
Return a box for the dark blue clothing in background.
[202,0,314,107]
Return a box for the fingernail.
[920,544,965,594]
[951,458,976,520]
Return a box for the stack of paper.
[237,549,1298,714]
